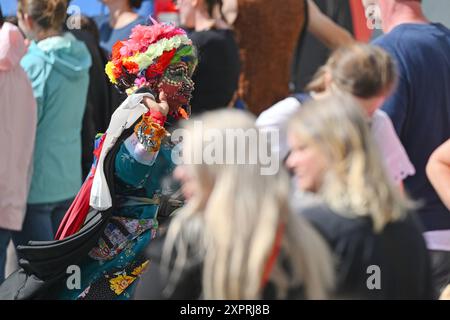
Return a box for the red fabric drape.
[55,134,107,240]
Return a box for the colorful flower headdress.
[105,19,198,100]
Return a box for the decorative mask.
[105,19,198,119]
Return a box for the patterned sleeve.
[114,134,160,188]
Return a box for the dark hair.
[77,15,100,43]
[205,0,223,17]
[5,16,19,26]
[129,0,143,9]
[18,0,68,31]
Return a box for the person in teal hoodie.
[12,0,92,248]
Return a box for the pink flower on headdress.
[134,76,147,87]
[119,21,187,57]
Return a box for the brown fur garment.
[233,0,306,115]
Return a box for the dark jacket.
[300,204,433,299]
[187,28,240,115]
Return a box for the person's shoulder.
[20,44,48,75]
[185,29,203,44]
[256,97,301,127]
[20,49,49,98]
[384,212,428,244]
[69,33,92,55]
[188,29,217,46]
[93,15,108,27]
[374,23,448,52]
[69,29,98,52]
[373,28,404,51]
[190,28,237,46]
[131,16,148,28]
[208,28,236,40]
[300,202,372,242]
[218,29,239,52]
[371,110,401,145]
[371,109,392,128]
[373,108,389,119]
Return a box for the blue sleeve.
[380,72,409,136]
[373,37,410,136]
[114,143,158,188]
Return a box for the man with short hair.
[372,0,450,298]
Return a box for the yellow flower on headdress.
[105,62,118,84]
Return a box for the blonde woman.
[286,95,432,299]
[134,109,334,300]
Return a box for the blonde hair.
[288,94,414,232]
[306,43,397,98]
[163,109,334,299]
[18,0,68,31]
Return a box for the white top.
[371,109,416,184]
[256,97,301,161]
[256,97,415,184]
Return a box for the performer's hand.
[142,91,170,116]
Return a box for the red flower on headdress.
[123,60,140,74]
[112,61,124,79]
[112,41,125,61]
[145,49,177,80]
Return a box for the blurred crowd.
[0,0,450,300]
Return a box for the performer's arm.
[307,0,355,49]
[427,139,450,210]
[114,91,171,186]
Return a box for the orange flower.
[112,41,124,61]
[178,107,189,120]
[112,60,124,79]
[123,60,140,74]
